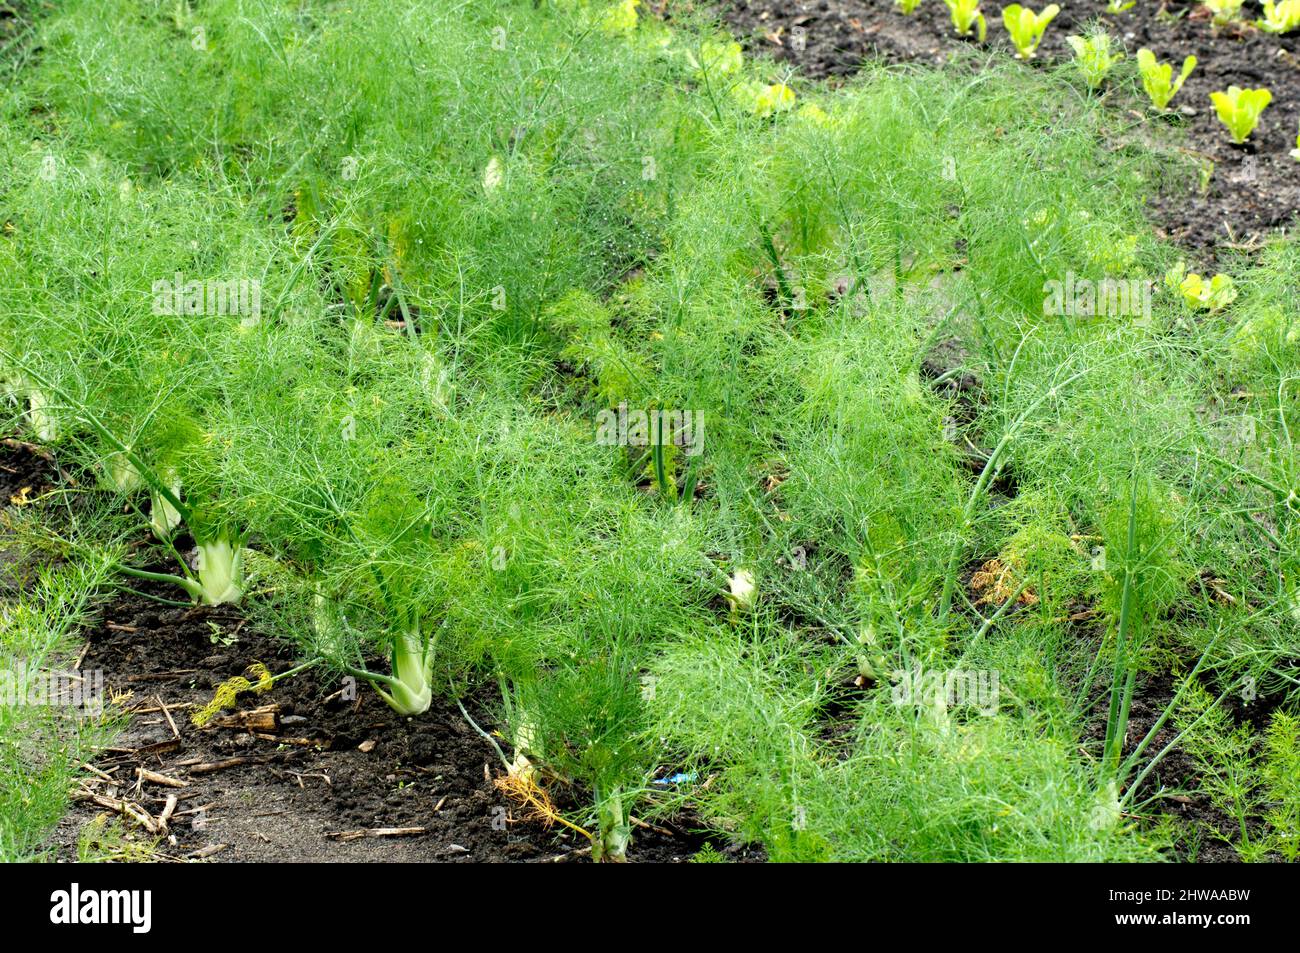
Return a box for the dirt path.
[52,588,749,862]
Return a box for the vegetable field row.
[1,0,1298,863]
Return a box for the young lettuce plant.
[1258,0,1300,32]
[943,0,988,40]
[1202,0,1245,23]
[1210,87,1272,144]
[600,0,639,35]
[1104,0,1135,11]
[1067,32,1124,89]
[688,37,795,120]
[1291,124,1300,161]
[895,0,924,12]
[1165,263,1237,311]
[1136,48,1196,111]
[731,81,796,118]
[687,38,744,80]
[1002,4,1059,59]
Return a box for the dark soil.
[0,441,49,591]
[49,589,758,863]
[1082,670,1280,863]
[712,0,1300,265]
[0,439,55,508]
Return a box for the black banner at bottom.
[0,861,1278,940]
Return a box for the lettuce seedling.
[1067,32,1124,89]
[1104,0,1135,11]
[943,0,988,40]
[1002,4,1059,58]
[1291,125,1300,161]
[733,81,796,117]
[688,39,743,79]
[600,0,639,35]
[1203,0,1245,22]
[1166,263,1237,311]
[1136,48,1196,111]
[895,0,923,12]
[1258,0,1300,31]
[797,102,833,126]
[1210,86,1272,144]
[755,82,796,116]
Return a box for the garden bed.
[53,587,744,863]
[718,0,1300,263]
[2,0,1298,867]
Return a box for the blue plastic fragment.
[653,772,697,786]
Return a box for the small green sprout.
[943,0,988,40]
[1291,124,1300,161]
[1067,32,1124,89]
[895,0,924,12]
[1210,86,1272,144]
[1136,48,1196,111]
[1258,0,1300,32]
[1104,0,1136,12]
[1002,4,1059,58]
[1166,264,1237,311]
[1202,0,1245,22]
